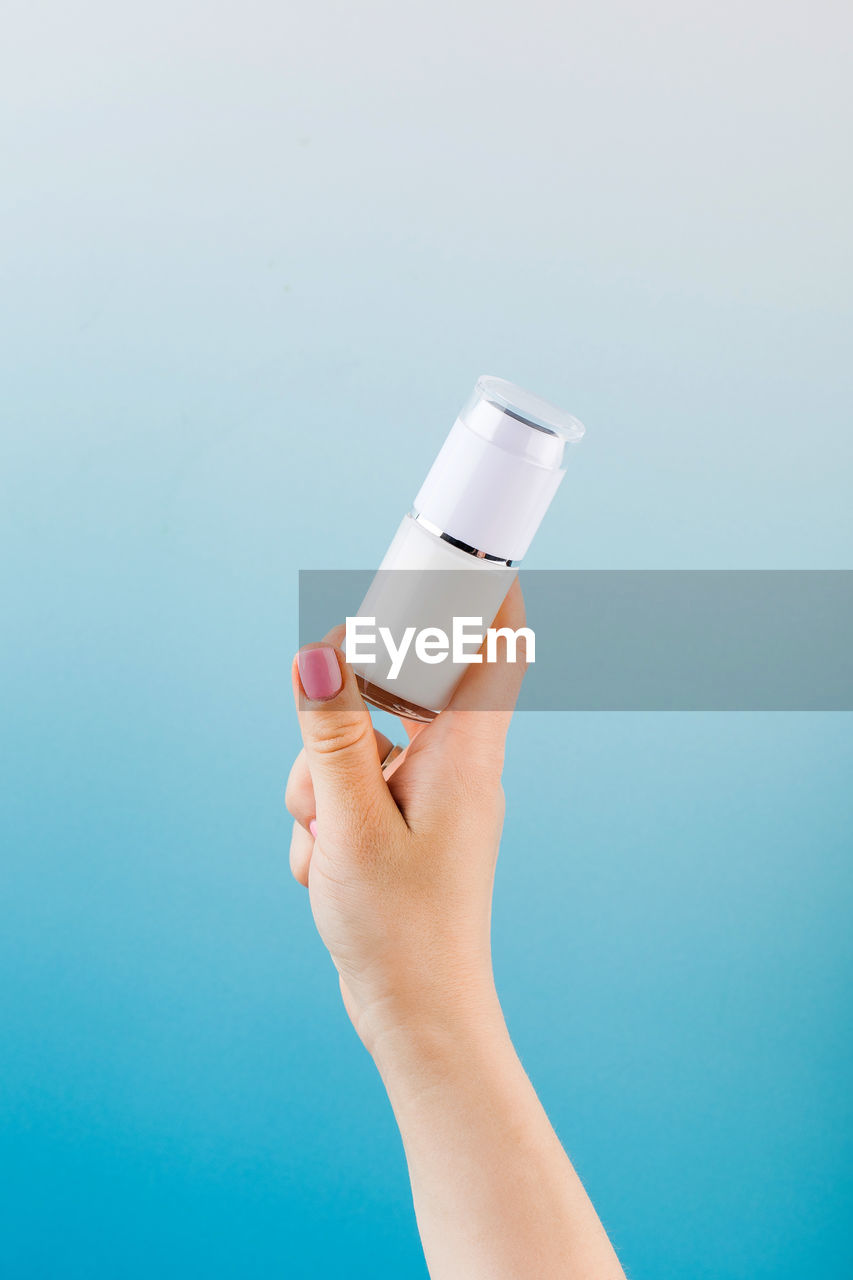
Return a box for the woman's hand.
[286,580,625,1279]
[286,581,526,1059]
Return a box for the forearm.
[370,985,625,1280]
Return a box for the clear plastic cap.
[460,375,586,470]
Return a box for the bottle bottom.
[356,675,438,723]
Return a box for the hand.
[286,581,527,1057]
[287,580,626,1279]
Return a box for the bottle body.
[352,514,516,720]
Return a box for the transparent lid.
[459,375,585,470]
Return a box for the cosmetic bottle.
[351,375,584,720]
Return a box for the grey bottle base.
[356,675,438,723]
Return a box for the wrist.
[361,978,511,1093]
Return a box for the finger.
[324,620,424,745]
[426,578,529,767]
[400,716,427,741]
[285,726,395,830]
[284,748,311,827]
[289,819,314,887]
[446,577,529,713]
[292,640,404,845]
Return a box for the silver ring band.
[412,512,515,566]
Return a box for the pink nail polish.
[309,819,317,838]
[297,646,342,701]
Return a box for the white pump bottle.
[351,375,585,720]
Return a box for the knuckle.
[308,712,373,760]
[284,755,311,818]
[288,824,311,887]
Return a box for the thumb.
[292,642,400,844]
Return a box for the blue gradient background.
[2,2,852,1276]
